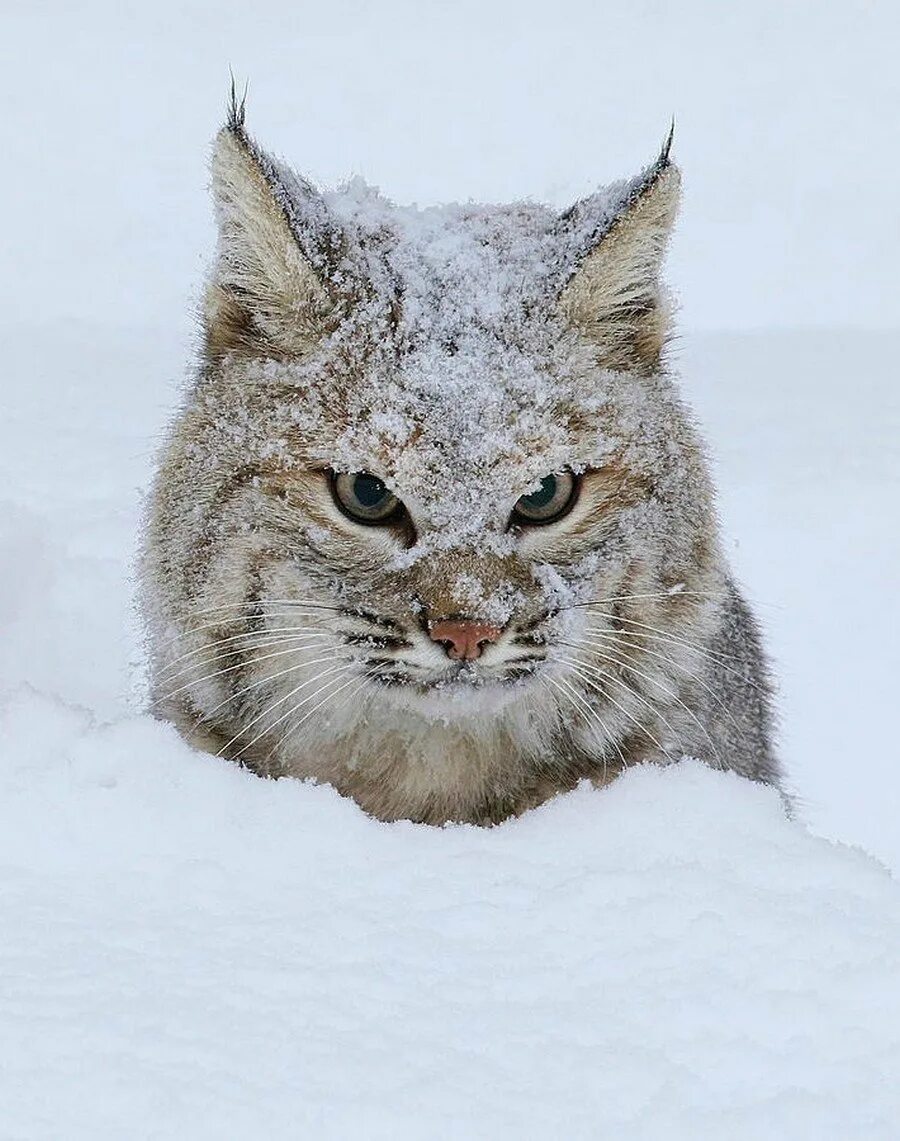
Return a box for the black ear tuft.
[660,117,675,165]
[226,71,248,133]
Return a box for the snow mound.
[2,687,898,1140]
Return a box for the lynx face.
[142,105,770,825]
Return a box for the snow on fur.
[208,126,680,557]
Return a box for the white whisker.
[195,656,350,728]
[557,655,669,758]
[559,589,718,610]
[564,647,711,764]
[544,673,625,774]
[579,628,748,741]
[159,630,332,681]
[561,590,778,613]
[527,677,565,751]
[229,665,366,764]
[582,615,749,674]
[272,663,385,761]
[155,646,343,709]
[218,663,356,761]
[583,613,725,656]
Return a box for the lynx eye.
[511,472,578,526]
[332,471,401,524]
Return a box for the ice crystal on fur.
[141,110,781,824]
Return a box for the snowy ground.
[1,322,898,1137]
[3,701,900,1140]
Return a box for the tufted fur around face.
[141,105,781,825]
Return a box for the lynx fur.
[142,100,781,825]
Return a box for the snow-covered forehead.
[325,342,624,547]
[363,349,572,533]
[316,185,622,533]
[327,184,558,342]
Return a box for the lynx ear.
[557,132,680,372]
[205,109,342,359]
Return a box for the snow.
[2,687,899,1139]
[2,1,900,1134]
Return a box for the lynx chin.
[141,96,782,825]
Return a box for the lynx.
[141,94,781,825]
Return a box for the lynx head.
[146,98,724,818]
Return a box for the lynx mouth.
[368,656,543,693]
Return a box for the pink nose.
[428,620,503,662]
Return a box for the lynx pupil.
[332,470,400,524]
[354,474,387,508]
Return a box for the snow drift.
[2,685,898,1139]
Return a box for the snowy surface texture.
[3,690,900,1140]
[2,1,900,1135]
